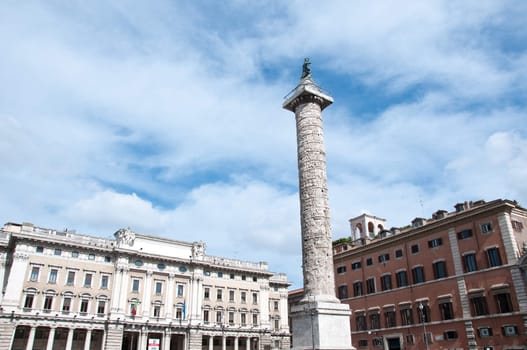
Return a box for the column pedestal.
[290,300,353,350]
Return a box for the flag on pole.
[131,299,138,315]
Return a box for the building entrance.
[386,337,401,350]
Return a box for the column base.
[290,300,354,350]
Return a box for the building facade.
[0,222,290,350]
[332,199,527,350]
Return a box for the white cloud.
[1,1,526,289]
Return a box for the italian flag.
[131,299,138,315]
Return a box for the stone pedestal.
[291,299,352,350]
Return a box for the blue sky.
[1,1,526,289]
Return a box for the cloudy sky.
[1,1,526,288]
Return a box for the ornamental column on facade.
[283,59,353,350]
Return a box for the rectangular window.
[54,248,62,256]
[412,267,425,284]
[204,287,210,299]
[217,289,223,301]
[366,278,376,294]
[252,313,258,326]
[478,327,493,337]
[36,246,44,253]
[444,331,458,340]
[457,229,473,239]
[101,275,109,289]
[487,248,502,267]
[30,266,40,282]
[43,296,53,311]
[216,311,223,324]
[104,256,111,262]
[228,311,234,325]
[229,290,235,301]
[351,262,361,270]
[274,301,279,310]
[439,302,454,320]
[24,294,34,309]
[88,254,95,260]
[230,273,235,279]
[241,313,246,326]
[358,339,368,347]
[80,299,89,313]
[132,279,140,292]
[369,313,380,329]
[177,284,184,297]
[241,291,246,303]
[463,253,478,272]
[203,310,209,323]
[381,275,392,291]
[396,271,408,288]
[384,311,396,328]
[417,304,430,322]
[353,281,363,297]
[400,308,413,325]
[481,223,492,233]
[378,253,390,263]
[470,296,488,316]
[71,251,79,258]
[355,314,366,331]
[495,293,513,313]
[338,285,348,299]
[502,325,518,336]
[153,305,161,317]
[395,249,403,258]
[411,244,419,254]
[366,258,373,266]
[176,306,183,319]
[217,271,223,278]
[155,281,163,295]
[48,269,58,284]
[428,238,443,248]
[336,266,346,274]
[433,261,448,279]
[252,292,258,304]
[97,300,105,314]
[84,273,93,287]
[62,297,71,312]
[67,271,75,285]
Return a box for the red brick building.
[332,199,527,350]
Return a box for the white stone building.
[0,222,290,350]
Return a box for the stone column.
[84,329,92,350]
[166,274,175,319]
[65,328,74,350]
[222,334,226,350]
[246,338,250,350]
[26,326,36,350]
[283,60,353,350]
[283,76,335,301]
[234,336,239,350]
[209,335,214,350]
[143,271,153,317]
[163,329,171,350]
[46,327,56,350]
[189,269,203,324]
[140,328,148,350]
